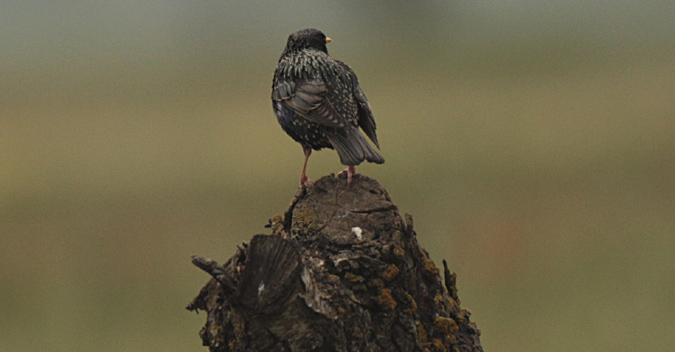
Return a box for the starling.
[272,28,384,185]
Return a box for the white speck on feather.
[352,227,363,240]
[258,281,265,296]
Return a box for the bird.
[272,28,384,186]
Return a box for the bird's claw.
[300,175,313,186]
[337,166,356,185]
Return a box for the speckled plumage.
[272,28,383,185]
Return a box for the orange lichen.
[381,264,400,281]
[431,338,445,351]
[228,337,241,350]
[434,316,458,334]
[344,272,364,283]
[424,258,439,275]
[434,293,445,304]
[447,297,461,312]
[416,322,428,342]
[446,271,459,300]
[208,324,226,347]
[393,246,405,257]
[367,278,384,289]
[402,292,418,314]
[378,288,397,310]
[445,334,457,346]
[269,214,284,235]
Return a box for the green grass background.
[2,2,673,351]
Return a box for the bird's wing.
[353,85,380,149]
[272,79,346,129]
[334,60,380,149]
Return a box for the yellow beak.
[326,37,332,43]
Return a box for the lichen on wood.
[187,174,483,352]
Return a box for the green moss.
[291,208,318,234]
[269,214,285,235]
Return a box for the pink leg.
[338,166,356,185]
[300,147,312,186]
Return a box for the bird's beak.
[326,37,332,43]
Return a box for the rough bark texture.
[187,174,483,352]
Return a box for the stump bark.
[187,174,483,352]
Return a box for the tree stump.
[187,174,483,352]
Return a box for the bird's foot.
[337,166,356,185]
[300,174,313,187]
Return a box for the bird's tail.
[326,129,384,166]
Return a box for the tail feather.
[326,129,384,166]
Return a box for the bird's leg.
[337,166,356,185]
[300,147,313,186]
[347,166,355,185]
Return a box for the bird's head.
[283,28,332,55]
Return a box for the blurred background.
[1,1,673,351]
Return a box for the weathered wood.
[187,174,483,352]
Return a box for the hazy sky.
[3,1,673,66]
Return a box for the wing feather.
[272,79,346,129]
[354,86,380,148]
